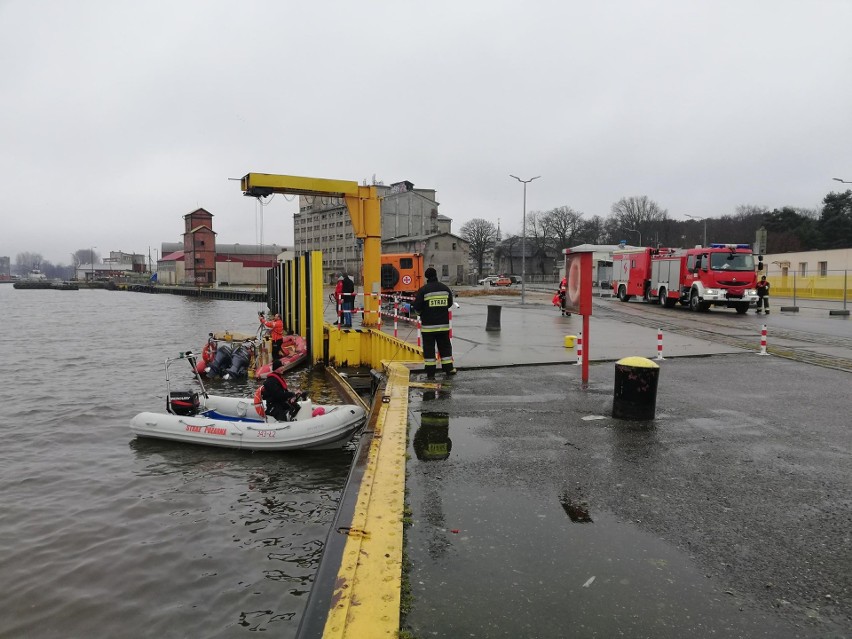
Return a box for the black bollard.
[485,305,502,331]
[612,357,660,420]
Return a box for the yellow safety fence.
[768,273,852,301]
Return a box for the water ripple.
[0,287,352,638]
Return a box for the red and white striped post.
[416,319,422,348]
[656,328,665,360]
[575,330,583,366]
[448,308,453,339]
[393,308,399,338]
[758,324,768,356]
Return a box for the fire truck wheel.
[617,285,632,302]
[735,303,749,314]
[689,292,702,312]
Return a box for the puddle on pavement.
[404,398,803,639]
[410,386,498,463]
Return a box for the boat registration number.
[257,430,276,438]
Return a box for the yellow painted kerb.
[323,362,410,638]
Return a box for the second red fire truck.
[612,244,760,314]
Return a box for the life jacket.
[267,372,287,389]
[254,373,288,417]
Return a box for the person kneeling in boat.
[259,360,306,421]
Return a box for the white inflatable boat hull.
[130,396,367,451]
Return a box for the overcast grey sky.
[2,0,850,265]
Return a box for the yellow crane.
[240,172,382,326]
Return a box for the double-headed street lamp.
[833,177,852,184]
[684,214,707,247]
[509,174,540,305]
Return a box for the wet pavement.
[399,293,851,638]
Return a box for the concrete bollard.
[486,305,502,331]
[612,356,660,421]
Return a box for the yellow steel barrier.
[323,361,411,638]
[326,326,423,369]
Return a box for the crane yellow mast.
[240,172,382,327]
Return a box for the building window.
[818,261,827,277]
[799,263,807,276]
[434,242,439,249]
[452,243,457,250]
[442,265,449,277]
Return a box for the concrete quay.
[312,290,850,638]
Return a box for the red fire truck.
[612,244,760,314]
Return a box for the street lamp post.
[684,214,707,247]
[626,228,641,246]
[509,174,540,304]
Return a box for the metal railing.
[766,270,851,311]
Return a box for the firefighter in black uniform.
[260,360,305,421]
[756,275,770,314]
[413,267,456,379]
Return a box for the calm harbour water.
[0,285,355,638]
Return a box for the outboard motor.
[167,391,199,416]
[223,341,253,380]
[205,342,234,377]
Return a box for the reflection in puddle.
[411,387,497,463]
[414,387,452,461]
[413,413,452,461]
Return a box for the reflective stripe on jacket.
[413,280,453,329]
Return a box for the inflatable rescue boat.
[131,352,366,451]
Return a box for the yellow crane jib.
[239,173,382,327]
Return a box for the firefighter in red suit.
[260,312,284,359]
[552,278,571,316]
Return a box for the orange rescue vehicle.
[380,253,424,296]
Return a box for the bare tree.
[542,206,584,253]
[607,195,669,244]
[525,210,556,275]
[73,248,100,267]
[14,252,44,275]
[460,218,498,276]
[734,204,769,221]
[577,215,607,245]
[495,234,521,275]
